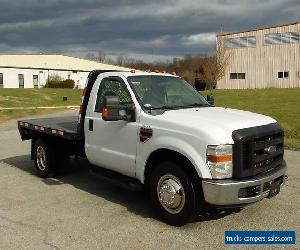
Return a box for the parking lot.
[0,110,299,249]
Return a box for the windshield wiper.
[146,105,176,110]
[172,103,208,109]
[146,103,208,110]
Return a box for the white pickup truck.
[18,70,287,226]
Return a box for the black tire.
[33,139,61,178]
[149,161,198,226]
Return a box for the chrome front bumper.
[202,163,287,206]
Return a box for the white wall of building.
[0,67,90,89]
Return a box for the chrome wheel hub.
[36,146,46,171]
[157,174,185,214]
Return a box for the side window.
[94,78,133,113]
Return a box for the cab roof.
[110,70,180,78]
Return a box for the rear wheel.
[36,145,47,172]
[149,161,199,226]
[33,139,66,178]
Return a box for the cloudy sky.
[1,0,299,61]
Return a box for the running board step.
[89,166,143,192]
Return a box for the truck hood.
[154,107,276,143]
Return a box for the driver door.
[85,76,139,177]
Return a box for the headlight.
[207,145,233,179]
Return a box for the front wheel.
[149,162,198,226]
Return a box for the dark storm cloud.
[0,0,299,60]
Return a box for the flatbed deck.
[18,116,81,141]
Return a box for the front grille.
[232,123,284,178]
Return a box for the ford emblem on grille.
[264,145,277,154]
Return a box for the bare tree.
[86,52,96,61]
[86,51,107,62]
[116,55,127,66]
[96,51,106,62]
[197,37,231,91]
[104,57,115,65]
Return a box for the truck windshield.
[127,75,209,110]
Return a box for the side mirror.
[206,94,215,106]
[102,96,135,122]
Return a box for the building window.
[0,73,3,88]
[33,75,38,88]
[230,73,246,79]
[225,36,256,48]
[278,71,289,79]
[265,33,281,44]
[265,32,300,45]
[290,32,300,43]
[18,74,24,88]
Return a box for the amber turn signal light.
[102,107,110,119]
[207,155,232,163]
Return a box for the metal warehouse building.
[0,54,127,89]
[217,22,300,89]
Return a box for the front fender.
[136,135,212,183]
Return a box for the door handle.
[89,119,93,131]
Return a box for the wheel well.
[30,135,78,159]
[144,149,201,188]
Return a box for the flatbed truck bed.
[18,116,81,141]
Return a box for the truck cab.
[18,70,287,226]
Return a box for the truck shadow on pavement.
[2,154,243,224]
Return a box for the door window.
[18,74,24,88]
[33,75,38,88]
[0,73,3,88]
[95,78,133,113]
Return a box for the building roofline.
[0,65,91,72]
[0,53,104,63]
[0,53,62,56]
[0,53,96,62]
[0,53,130,70]
[217,21,300,37]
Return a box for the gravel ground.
[0,110,298,249]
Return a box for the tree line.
[86,39,230,90]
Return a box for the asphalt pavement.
[0,110,299,249]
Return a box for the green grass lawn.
[0,89,82,121]
[202,88,300,149]
[0,88,82,108]
[0,88,299,149]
